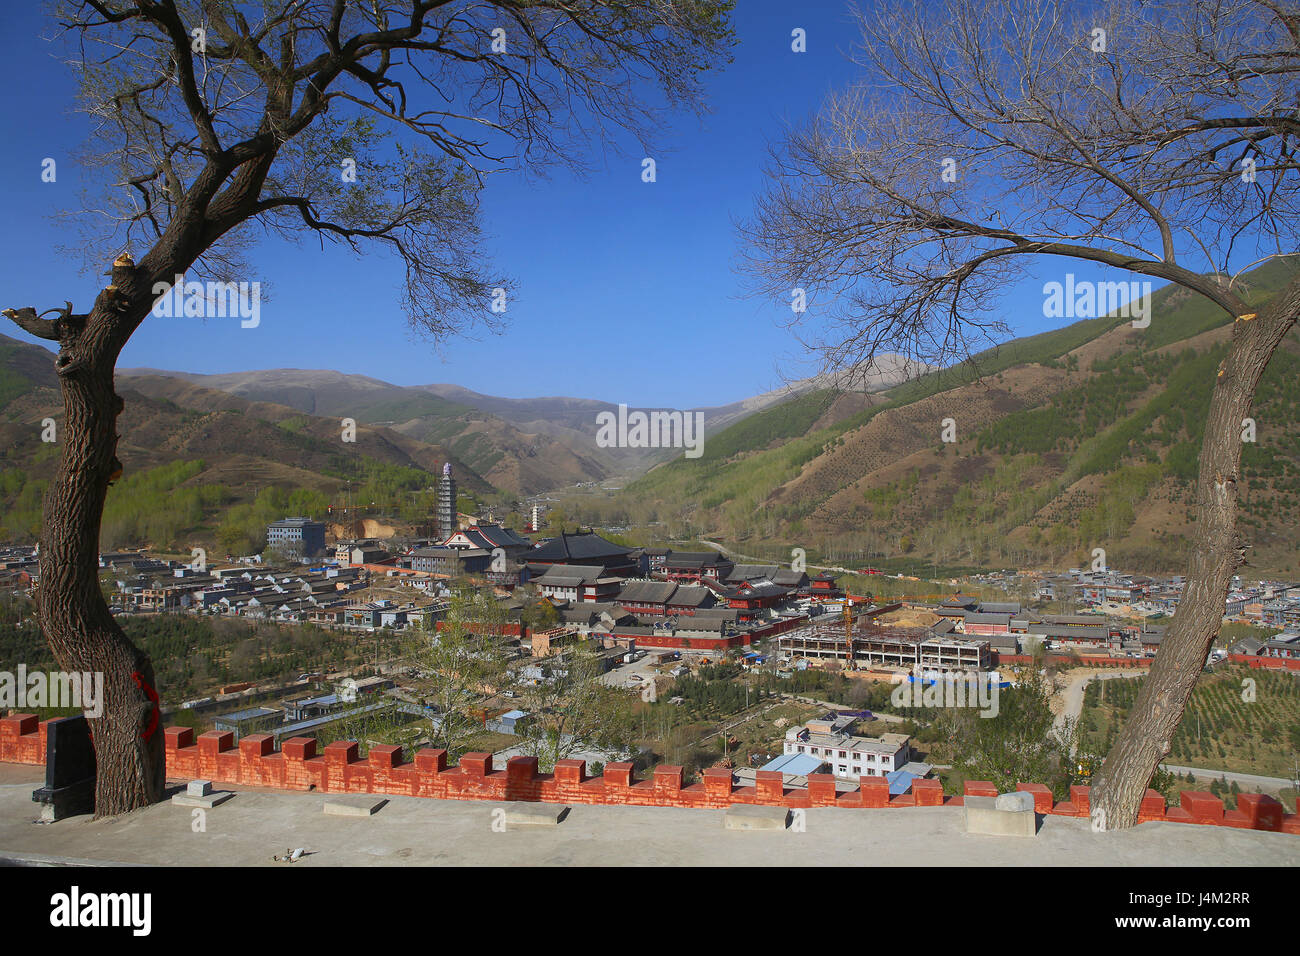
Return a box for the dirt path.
[1052,668,1146,748]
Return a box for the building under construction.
[777,616,990,672]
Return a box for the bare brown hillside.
[678,313,1300,575]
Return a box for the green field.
[1079,664,1300,779]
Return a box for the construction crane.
[843,600,855,666]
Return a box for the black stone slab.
[31,715,96,820]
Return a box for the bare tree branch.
[740,0,1300,832]
[2,306,68,341]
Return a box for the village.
[2,468,1296,799]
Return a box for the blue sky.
[0,1,1193,407]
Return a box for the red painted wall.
[1,713,1294,833]
[1229,654,1300,671]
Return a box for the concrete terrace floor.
[1,765,1296,866]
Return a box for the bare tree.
[510,642,632,770]
[3,0,734,815]
[407,588,512,757]
[741,0,1299,828]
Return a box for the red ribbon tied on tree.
[132,671,160,740]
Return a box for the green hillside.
[883,255,1298,406]
[352,391,478,425]
[616,259,1300,575]
[0,337,500,552]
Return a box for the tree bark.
[35,263,164,816]
[1090,273,1300,829]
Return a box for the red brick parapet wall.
[0,714,48,765]
[1228,654,1300,671]
[993,653,1154,668]
[1,713,1296,834]
[993,653,1300,671]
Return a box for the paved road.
[1159,765,1298,791]
[699,539,847,576]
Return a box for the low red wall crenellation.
[1,713,1296,834]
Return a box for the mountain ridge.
[113,351,925,490]
[5,259,1296,574]
[617,258,1300,576]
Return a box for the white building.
[783,715,911,779]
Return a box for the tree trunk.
[1090,274,1300,829]
[36,270,164,817]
